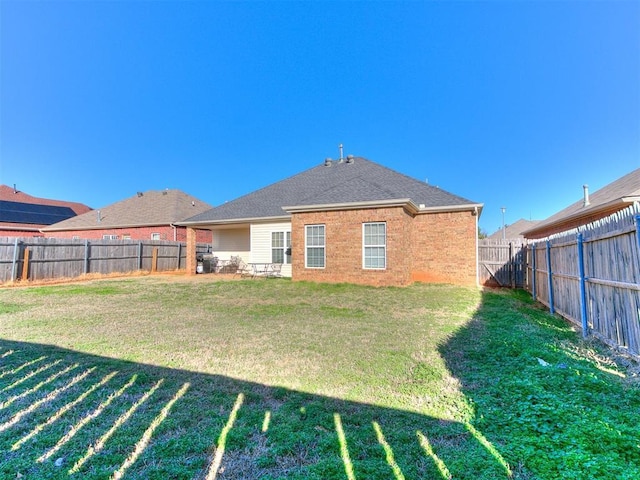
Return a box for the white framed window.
[151,233,161,240]
[305,224,325,268]
[272,231,291,264]
[363,222,386,269]
[103,234,118,240]
[72,235,80,240]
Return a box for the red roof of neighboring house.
[0,185,91,215]
[0,185,92,232]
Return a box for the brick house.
[523,168,640,239]
[41,189,213,243]
[179,157,483,287]
[0,184,91,237]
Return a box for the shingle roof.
[487,219,541,240]
[523,168,640,238]
[0,184,92,231]
[42,189,213,231]
[0,185,92,215]
[182,157,481,224]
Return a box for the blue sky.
[1,1,638,235]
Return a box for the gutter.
[176,215,291,227]
[523,197,639,237]
[41,221,177,232]
[284,199,484,216]
[283,198,420,214]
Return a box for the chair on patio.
[267,263,282,278]
[235,259,254,278]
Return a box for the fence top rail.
[582,223,636,243]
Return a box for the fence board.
[478,239,527,287]
[0,237,212,283]
[527,204,640,356]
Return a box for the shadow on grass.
[440,289,640,480]
[0,336,513,480]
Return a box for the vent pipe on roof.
[13,184,17,194]
[583,184,590,207]
[338,143,344,162]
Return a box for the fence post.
[10,238,20,281]
[151,247,158,273]
[138,242,143,270]
[21,248,30,281]
[546,240,554,314]
[577,233,588,338]
[176,243,182,270]
[84,239,90,275]
[509,242,515,289]
[531,243,537,300]
[635,215,640,269]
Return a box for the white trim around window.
[305,224,325,268]
[271,231,291,264]
[363,222,386,269]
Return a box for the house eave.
[523,197,640,238]
[41,221,180,232]
[417,203,484,215]
[283,199,421,214]
[177,215,291,227]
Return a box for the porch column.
[186,227,197,274]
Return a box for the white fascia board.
[417,203,484,215]
[282,199,420,214]
[177,215,291,227]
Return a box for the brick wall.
[42,226,212,243]
[292,207,411,287]
[291,207,477,287]
[410,211,478,287]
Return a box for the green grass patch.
[0,277,638,478]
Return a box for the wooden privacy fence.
[526,204,640,356]
[0,237,211,283]
[478,239,527,288]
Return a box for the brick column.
[186,227,197,274]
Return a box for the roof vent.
[324,158,332,167]
[162,191,168,195]
[13,184,17,194]
[583,184,590,207]
[137,192,143,197]
[346,154,354,164]
[191,201,195,206]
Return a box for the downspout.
[474,206,479,287]
[170,223,177,241]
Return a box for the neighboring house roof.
[181,157,482,225]
[523,168,640,239]
[42,189,212,231]
[487,219,540,240]
[0,184,92,232]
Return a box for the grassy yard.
[0,276,638,479]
